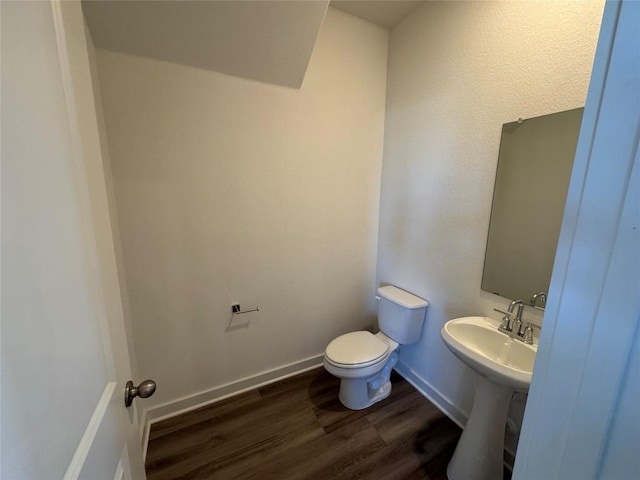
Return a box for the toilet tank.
[377,285,428,344]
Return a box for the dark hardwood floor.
[146,368,462,480]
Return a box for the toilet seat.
[324,331,390,368]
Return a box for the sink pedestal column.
[447,376,512,480]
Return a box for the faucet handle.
[522,322,541,345]
[493,308,512,331]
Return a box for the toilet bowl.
[324,331,399,410]
[323,285,428,410]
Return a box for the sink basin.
[441,316,539,480]
[441,316,537,390]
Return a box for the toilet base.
[338,379,391,410]
[334,351,398,410]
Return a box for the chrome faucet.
[507,300,525,336]
[531,292,546,309]
[494,299,537,344]
[495,299,524,333]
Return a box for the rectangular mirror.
[482,108,584,306]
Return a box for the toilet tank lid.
[377,285,428,309]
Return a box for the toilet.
[323,285,428,410]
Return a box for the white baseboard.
[141,354,324,459]
[394,360,468,428]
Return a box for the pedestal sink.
[441,316,537,480]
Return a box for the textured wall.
[97,7,388,409]
[379,0,603,423]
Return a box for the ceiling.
[82,1,424,90]
[330,1,424,29]
[82,0,329,89]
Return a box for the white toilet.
[323,285,428,410]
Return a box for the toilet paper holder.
[231,303,260,315]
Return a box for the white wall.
[379,0,603,424]
[96,7,388,410]
[85,14,146,435]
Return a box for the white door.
[514,0,639,478]
[2,1,148,478]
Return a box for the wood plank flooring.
[146,368,462,480]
